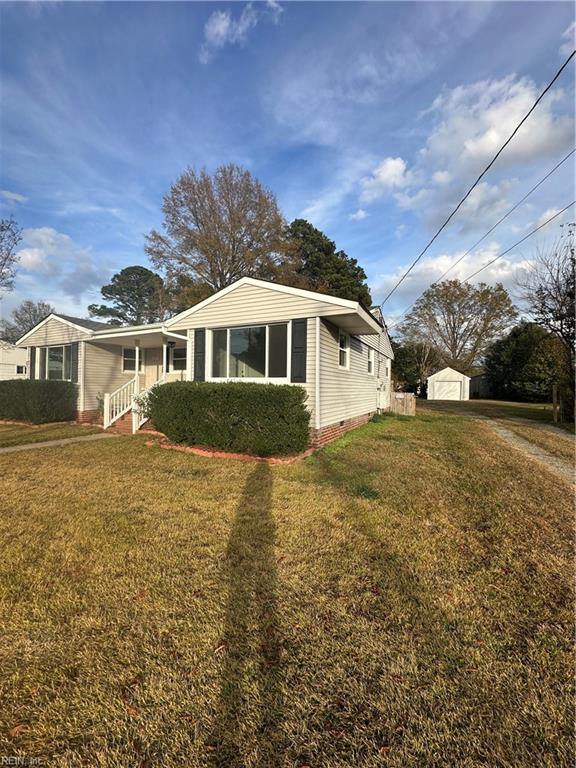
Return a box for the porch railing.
[103,377,138,429]
[131,375,167,433]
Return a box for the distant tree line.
[391,225,574,417]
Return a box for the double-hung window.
[171,347,187,371]
[338,331,350,369]
[122,348,142,372]
[46,345,71,380]
[211,323,289,380]
[367,348,375,375]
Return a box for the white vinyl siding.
[83,342,141,411]
[22,317,91,346]
[168,282,353,332]
[319,320,389,428]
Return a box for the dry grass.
[0,411,573,767]
[426,398,574,432]
[493,420,574,463]
[0,423,101,448]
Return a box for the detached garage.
[427,367,470,401]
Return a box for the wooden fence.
[390,392,416,416]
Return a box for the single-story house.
[16,277,394,446]
[0,340,28,380]
[427,366,470,401]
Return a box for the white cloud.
[15,227,106,301]
[349,208,369,221]
[266,0,283,23]
[199,2,279,63]
[357,74,574,234]
[422,76,573,173]
[432,170,451,185]
[560,21,575,57]
[0,189,27,204]
[373,242,535,317]
[360,157,413,203]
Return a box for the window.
[16,365,26,375]
[122,347,142,372]
[47,346,71,380]
[211,323,288,380]
[171,347,187,371]
[338,331,350,369]
[367,348,375,375]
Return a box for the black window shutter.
[194,329,206,382]
[39,348,47,380]
[291,319,307,383]
[29,347,36,379]
[70,342,79,383]
[165,345,170,373]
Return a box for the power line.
[385,150,576,328]
[387,201,575,331]
[461,201,575,282]
[433,148,576,284]
[380,48,576,306]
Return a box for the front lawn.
[0,412,572,767]
[0,422,102,448]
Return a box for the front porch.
[93,325,188,432]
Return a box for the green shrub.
[0,380,78,424]
[143,381,310,457]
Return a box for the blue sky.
[0,1,574,324]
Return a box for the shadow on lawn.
[207,462,284,767]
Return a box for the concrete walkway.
[0,432,122,454]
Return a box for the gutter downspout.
[315,317,321,431]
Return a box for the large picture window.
[46,345,71,380]
[211,324,288,380]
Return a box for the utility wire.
[385,150,576,329]
[460,200,575,282]
[433,148,576,284]
[380,48,576,307]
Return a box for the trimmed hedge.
[0,379,78,424]
[143,381,310,457]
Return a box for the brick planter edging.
[145,439,315,465]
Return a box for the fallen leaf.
[9,723,29,738]
[379,745,391,756]
[125,704,141,718]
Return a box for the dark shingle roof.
[54,314,111,331]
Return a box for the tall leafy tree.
[280,219,372,305]
[0,299,54,342]
[517,226,575,416]
[485,322,565,402]
[400,279,517,372]
[0,217,23,292]
[145,164,284,292]
[88,266,165,326]
[391,338,443,394]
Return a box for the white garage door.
[435,381,462,400]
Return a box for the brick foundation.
[310,412,375,448]
[76,409,102,425]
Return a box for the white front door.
[144,347,163,388]
[435,381,462,400]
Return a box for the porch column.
[186,329,193,381]
[162,341,168,376]
[134,340,140,394]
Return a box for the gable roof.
[428,366,470,380]
[54,314,111,331]
[15,313,111,345]
[165,276,383,333]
